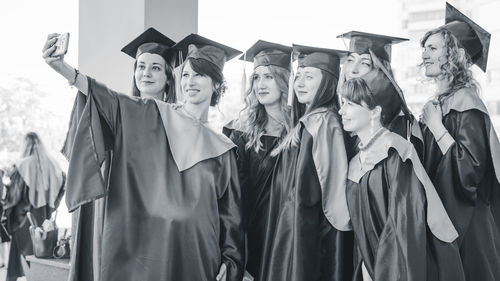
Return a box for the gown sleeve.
[62,76,118,211]
[373,151,427,281]
[431,109,488,237]
[218,151,245,281]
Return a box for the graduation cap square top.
[171,33,242,71]
[292,44,348,78]
[361,49,411,119]
[337,31,408,62]
[240,40,292,70]
[441,2,491,72]
[121,27,176,61]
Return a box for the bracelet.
[435,130,448,143]
[68,68,79,86]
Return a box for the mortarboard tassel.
[287,52,295,107]
[175,50,184,103]
[241,52,247,103]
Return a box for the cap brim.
[239,40,292,62]
[445,2,491,71]
[171,33,242,63]
[292,44,348,62]
[336,31,409,44]
[120,27,176,59]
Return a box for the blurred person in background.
[2,132,65,281]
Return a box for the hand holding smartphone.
[51,33,70,57]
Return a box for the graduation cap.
[440,2,491,72]
[240,40,292,70]
[121,27,176,61]
[293,44,348,78]
[361,49,411,122]
[336,31,408,62]
[171,33,242,71]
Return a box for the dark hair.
[271,69,339,155]
[182,57,227,106]
[290,69,339,126]
[22,132,45,158]
[419,28,479,98]
[132,58,176,103]
[340,78,401,126]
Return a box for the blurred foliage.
[0,77,68,168]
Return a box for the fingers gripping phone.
[52,33,70,57]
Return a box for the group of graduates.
[40,2,500,281]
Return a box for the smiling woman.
[42,30,245,281]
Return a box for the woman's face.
[422,33,447,78]
[134,53,168,96]
[253,66,282,107]
[294,67,322,105]
[338,98,373,133]
[344,53,373,80]
[181,60,214,105]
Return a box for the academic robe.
[420,87,500,281]
[223,121,281,280]
[263,107,354,281]
[62,77,244,281]
[346,128,463,281]
[3,158,65,281]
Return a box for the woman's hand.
[42,33,65,71]
[421,99,446,137]
[215,263,226,281]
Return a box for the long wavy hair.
[132,58,177,103]
[420,28,480,98]
[241,65,291,152]
[271,69,339,156]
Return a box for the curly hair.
[240,65,291,152]
[271,69,339,156]
[182,57,227,106]
[420,28,480,97]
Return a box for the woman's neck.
[264,102,285,124]
[142,91,164,101]
[183,102,209,122]
[356,123,383,147]
[435,76,451,96]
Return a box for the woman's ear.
[370,105,382,121]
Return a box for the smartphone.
[52,33,70,57]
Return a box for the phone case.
[52,33,70,57]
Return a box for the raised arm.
[42,33,88,95]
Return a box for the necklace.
[358,127,387,151]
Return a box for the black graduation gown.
[264,108,354,281]
[420,88,500,281]
[223,122,280,280]
[63,77,244,281]
[346,129,463,281]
